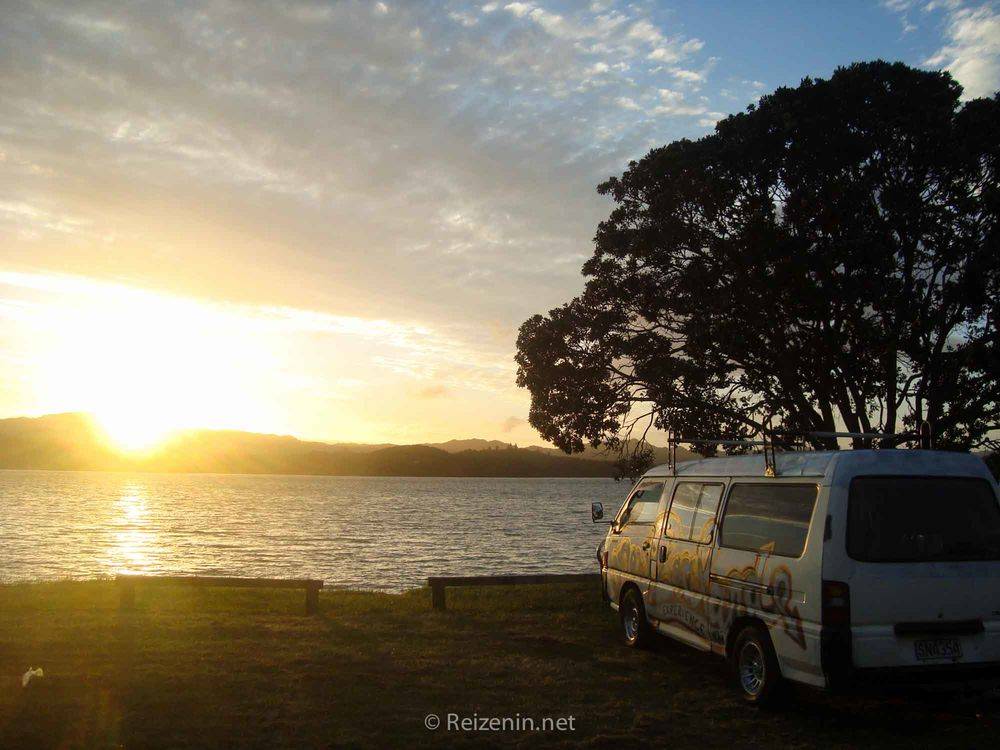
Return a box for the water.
[0,471,620,591]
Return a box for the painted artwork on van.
[719,563,806,649]
[647,547,807,652]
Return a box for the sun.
[96,406,179,453]
[31,277,279,454]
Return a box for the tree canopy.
[516,61,1000,456]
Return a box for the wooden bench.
[117,575,325,614]
[427,573,600,611]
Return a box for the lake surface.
[0,471,620,591]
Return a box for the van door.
[841,475,1000,670]
[709,482,820,659]
[648,481,726,650]
[605,479,666,602]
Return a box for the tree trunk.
[883,346,898,444]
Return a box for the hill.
[0,413,126,471]
[306,437,698,465]
[0,413,620,478]
[524,439,697,465]
[425,438,516,452]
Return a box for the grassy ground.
[1,581,998,749]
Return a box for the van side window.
[665,483,725,543]
[692,484,724,543]
[719,484,818,557]
[617,481,665,530]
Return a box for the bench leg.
[305,586,319,615]
[431,583,446,611]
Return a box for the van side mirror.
[591,502,605,522]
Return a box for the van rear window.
[847,476,1000,562]
[719,484,817,557]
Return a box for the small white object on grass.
[21,667,44,687]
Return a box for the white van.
[592,448,1000,704]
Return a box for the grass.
[1,581,999,749]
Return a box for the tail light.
[822,580,851,627]
[602,550,609,570]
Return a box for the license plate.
[914,638,963,661]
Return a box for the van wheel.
[731,624,784,706]
[620,588,652,649]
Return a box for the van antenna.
[763,415,777,477]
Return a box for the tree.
[516,61,1000,456]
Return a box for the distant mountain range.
[0,413,695,478]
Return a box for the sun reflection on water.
[110,488,156,575]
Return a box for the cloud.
[671,68,705,84]
[0,0,715,304]
[648,47,681,63]
[501,416,526,432]
[0,201,93,238]
[504,2,532,18]
[628,19,663,44]
[882,0,1000,97]
[0,0,722,440]
[416,384,450,398]
[652,87,707,116]
[924,3,1000,98]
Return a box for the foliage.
[517,61,1000,453]
[613,443,655,482]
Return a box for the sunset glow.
[21,273,275,451]
[97,410,178,454]
[1,1,996,446]
[0,270,527,446]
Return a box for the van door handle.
[659,546,666,563]
[641,541,651,551]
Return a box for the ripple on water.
[0,471,618,591]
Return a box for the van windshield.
[847,476,1000,562]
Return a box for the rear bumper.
[821,625,1000,692]
[852,661,1000,690]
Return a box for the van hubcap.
[738,641,765,696]
[624,606,639,641]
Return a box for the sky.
[1,0,998,448]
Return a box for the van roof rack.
[665,421,934,477]
[771,422,933,451]
[665,429,779,477]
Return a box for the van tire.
[730,624,784,706]
[620,588,653,649]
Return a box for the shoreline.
[0,467,622,479]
